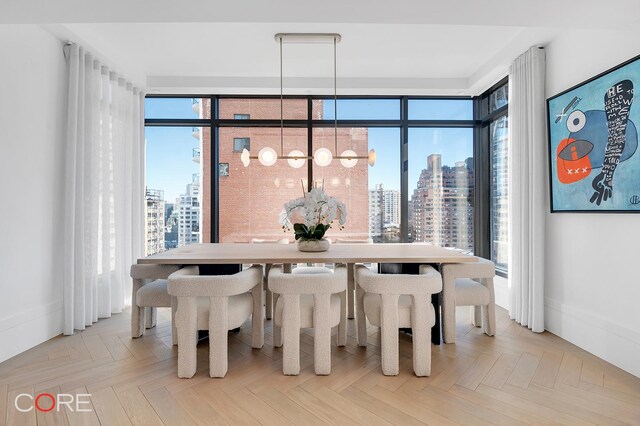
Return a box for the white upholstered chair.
[167,265,264,378]
[289,265,348,346]
[268,265,347,375]
[441,257,496,343]
[355,264,442,376]
[130,264,182,343]
[250,238,290,320]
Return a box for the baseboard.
[0,301,63,363]
[545,297,640,378]
[494,275,510,310]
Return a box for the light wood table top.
[138,243,477,265]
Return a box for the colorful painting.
[547,54,640,212]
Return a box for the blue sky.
[145,98,473,200]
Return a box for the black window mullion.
[212,95,219,243]
[307,97,313,192]
[145,118,210,127]
[401,96,409,243]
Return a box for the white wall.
[545,28,640,377]
[0,25,67,362]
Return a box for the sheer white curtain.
[508,46,546,332]
[63,43,145,335]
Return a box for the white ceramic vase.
[297,238,330,252]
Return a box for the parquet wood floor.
[1,306,639,425]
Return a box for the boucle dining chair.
[251,238,290,320]
[440,256,496,343]
[167,265,264,378]
[268,264,347,375]
[130,264,182,343]
[355,264,442,376]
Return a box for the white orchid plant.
[279,188,347,241]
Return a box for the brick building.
[197,99,370,243]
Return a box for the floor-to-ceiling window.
[144,95,487,253]
[406,99,475,251]
[479,79,509,274]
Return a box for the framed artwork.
[219,163,229,177]
[547,54,640,212]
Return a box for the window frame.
[145,94,481,245]
[477,77,509,277]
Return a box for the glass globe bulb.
[314,147,333,167]
[339,149,358,168]
[287,150,306,168]
[258,147,278,166]
[240,148,251,167]
[368,148,377,166]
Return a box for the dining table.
[137,242,477,344]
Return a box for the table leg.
[347,263,355,319]
[431,292,441,345]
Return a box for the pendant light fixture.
[240,33,376,168]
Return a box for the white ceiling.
[5,0,639,95]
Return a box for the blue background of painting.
[548,57,640,211]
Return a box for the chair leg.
[313,294,332,375]
[171,297,177,346]
[272,293,282,347]
[380,294,400,376]
[337,289,347,347]
[483,278,496,337]
[347,264,355,319]
[145,307,157,329]
[131,279,145,338]
[471,306,482,327]
[411,294,432,377]
[483,303,496,336]
[441,271,457,344]
[282,295,301,375]
[176,297,198,378]
[251,283,264,349]
[265,264,272,320]
[209,296,229,378]
[356,283,367,347]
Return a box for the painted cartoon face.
[556,109,638,184]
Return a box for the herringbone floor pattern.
[1,305,639,425]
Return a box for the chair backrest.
[355,264,442,295]
[442,256,495,279]
[269,265,347,295]
[168,265,263,297]
[130,264,181,280]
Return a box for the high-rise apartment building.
[491,116,509,270]
[145,188,165,256]
[383,188,400,227]
[368,183,400,242]
[409,154,474,251]
[164,203,179,249]
[176,174,200,247]
[368,184,383,239]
